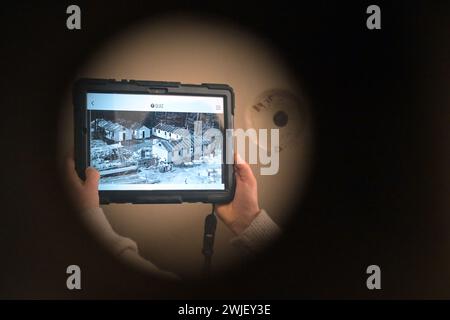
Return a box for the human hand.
[65,157,100,211]
[215,155,260,235]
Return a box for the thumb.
[84,167,100,189]
[235,156,255,182]
[65,157,82,187]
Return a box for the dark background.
[0,1,449,299]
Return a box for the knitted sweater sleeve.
[80,207,179,281]
[229,209,281,255]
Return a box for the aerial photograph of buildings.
[89,111,224,187]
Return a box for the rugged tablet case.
[73,78,235,204]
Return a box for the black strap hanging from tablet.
[202,205,217,276]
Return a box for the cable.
[202,204,217,276]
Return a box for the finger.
[65,157,82,186]
[214,203,233,223]
[235,152,245,165]
[234,158,255,182]
[84,167,100,189]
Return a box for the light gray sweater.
[80,207,280,280]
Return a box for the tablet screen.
[87,92,225,191]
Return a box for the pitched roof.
[154,122,182,133]
[129,123,150,130]
[171,137,192,150]
[104,122,126,132]
[94,119,124,131]
[157,139,174,151]
[155,137,191,152]
[96,119,111,128]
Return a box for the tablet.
[73,78,235,204]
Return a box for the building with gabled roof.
[151,137,192,165]
[130,123,151,139]
[97,119,133,142]
[152,122,183,141]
